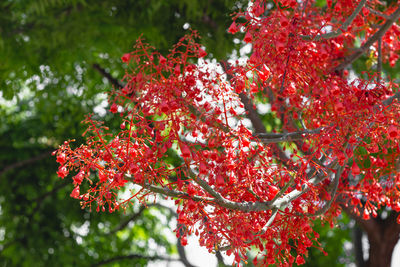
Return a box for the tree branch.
[133,179,273,212]
[215,250,229,266]
[107,205,146,235]
[306,164,344,217]
[0,150,52,178]
[334,6,400,71]
[91,254,179,267]
[377,37,382,84]
[366,5,390,19]
[382,90,400,107]
[254,127,325,144]
[239,93,267,133]
[353,225,366,267]
[92,63,124,88]
[300,0,367,41]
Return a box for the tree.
[0,0,244,266]
[53,0,400,266]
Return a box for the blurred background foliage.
[0,0,377,266]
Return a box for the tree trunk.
[353,225,365,267]
[366,228,399,267]
[342,204,400,267]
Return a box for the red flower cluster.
[55,1,400,265]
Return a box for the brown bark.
[367,236,398,267]
[343,204,400,267]
[365,212,400,267]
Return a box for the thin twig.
[258,208,279,235]
[382,91,400,107]
[306,164,344,217]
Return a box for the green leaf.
[315,0,327,7]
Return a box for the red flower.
[121,53,131,63]
[228,22,239,34]
[216,174,225,186]
[180,236,188,246]
[160,101,169,114]
[387,125,399,139]
[73,171,84,185]
[351,161,361,176]
[267,185,279,200]
[70,186,80,199]
[57,166,68,178]
[199,162,207,175]
[296,255,305,265]
[198,48,207,58]
[362,209,370,220]
[244,31,253,43]
[159,55,167,64]
[258,65,270,82]
[110,103,118,113]
[56,153,66,165]
[179,142,191,158]
[174,65,181,76]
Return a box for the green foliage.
[303,216,353,267]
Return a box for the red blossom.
[110,103,118,113]
[179,142,191,158]
[70,186,80,199]
[243,31,253,43]
[121,53,131,63]
[159,55,167,64]
[56,153,66,164]
[180,236,188,246]
[57,166,68,178]
[388,125,399,139]
[351,161,361,176]
[296,255,305,265]
[73,171,84,185]
[228,22,239,34]
[198,48,207,58]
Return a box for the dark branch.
[93,63,124,88]
[334,6,400,71]
[239,93,267,133]
[254,127,325,144]
[215,251,228,266]
[91,254,179,267]
[366,5,390,19]
[382,90,400,107]
[107,206,146,235]
[0,150,51,178]
[307,164,344,217]
[377,38,382,84]
[300,0,366,41]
